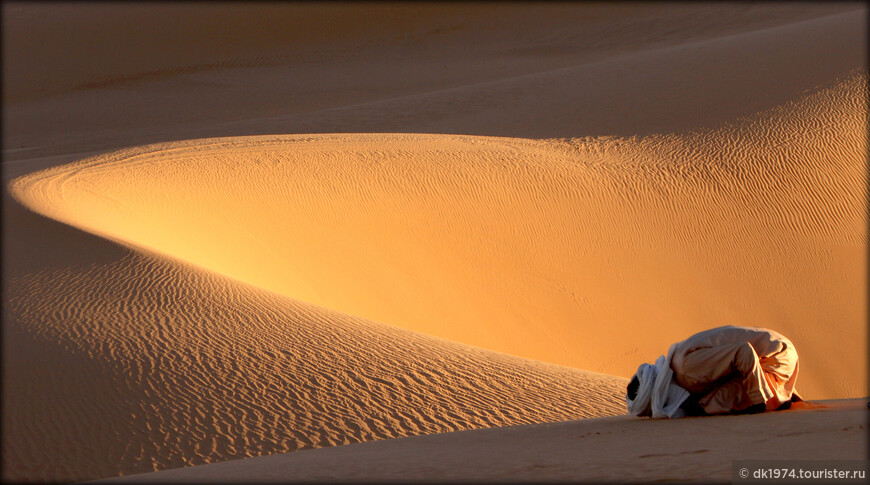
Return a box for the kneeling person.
[626,325,801,417]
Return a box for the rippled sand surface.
[5,250,626,481]
[12,72,867,394]
[3,3,866,483]
[98,399,869,483]
[7,71,866,482]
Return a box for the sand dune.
[3,2,857,104]
[3,4,864,161]
[6,71,866,482]
[11,72,867,401]
[3,3,867,483]
[3,248,626,482]
[97,399,869,483]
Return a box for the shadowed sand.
[95,399,868,483]
[2,3,867,483]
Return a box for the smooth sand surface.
[95,399,869,483]
[3,3,867,483]
[3,3,865,159]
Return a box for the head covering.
[626,363,657,416]
[626,343,691,418]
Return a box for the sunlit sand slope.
[10,71,867,410]
[3,250,626,482]
[3,4,866,484]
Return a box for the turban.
[626,343,690,418]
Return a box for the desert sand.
[2,2,867,483]
[95,399,868,483]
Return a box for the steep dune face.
[11,73,867,407]
[4,250,626,482]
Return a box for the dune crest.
[11,72,867,407]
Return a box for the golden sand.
[2,3,866,482]
[11,73,867,400]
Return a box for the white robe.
[669,325,800,414]
[628,325,800,417]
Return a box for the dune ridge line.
[9,72,868,401]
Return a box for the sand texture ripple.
[4,249,626,481]
[2,3,866,483]
[5,71,866,482]
[12,71,868,386]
